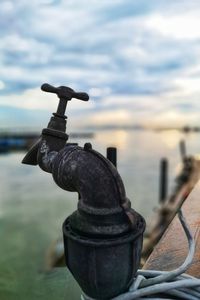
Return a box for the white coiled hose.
[82,210,200,300]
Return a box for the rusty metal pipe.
[36,133,145,298]
[37,133,137,236]
[22,84,146,299]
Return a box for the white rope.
[81,209,200,300]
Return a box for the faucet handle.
[41,83,89,117]
[41,83,89,101]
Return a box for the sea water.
[0,129,198,300]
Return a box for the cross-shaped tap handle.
[41,83,89,117]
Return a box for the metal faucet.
[22,83,145,299]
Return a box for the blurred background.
[1,1,200,299]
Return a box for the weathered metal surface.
[144,180,200,277]
[42,140,145,298]
[22,84,146,299]
[22,83,89,165]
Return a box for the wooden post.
[144,181,200,278]
[107,147,117,168]
[159,158,168,204]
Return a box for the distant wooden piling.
[159,158,168,204]
[180,140,186,162]
[107,147,117,168]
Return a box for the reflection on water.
[0,130,199,299]
[159,130,184,149]
[95,130,130,151]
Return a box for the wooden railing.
[143,180,200,278]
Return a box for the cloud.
[1,0,200,128]
[144,12,200,40]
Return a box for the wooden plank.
[143,180,200,277]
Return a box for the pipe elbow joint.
[50,144,143,237]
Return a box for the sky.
[1,0,200,129]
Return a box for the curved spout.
[38,138,137,236]
[52,145,127,210]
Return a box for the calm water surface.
[0,129,199,300]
